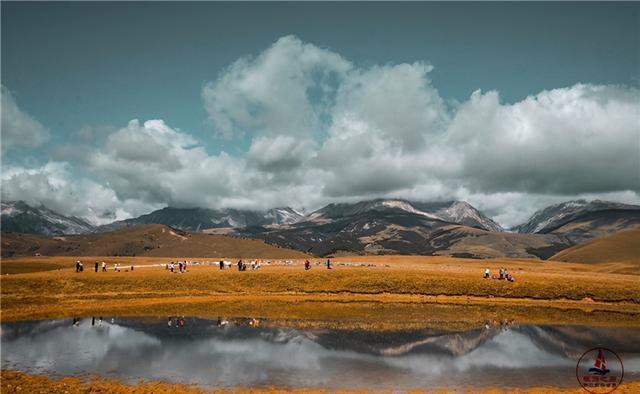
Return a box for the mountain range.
[513,199,640,244]
[1,201,94,236]
[97,206,304,233]
[2,198,639,259]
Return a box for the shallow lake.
[2,317,639,390]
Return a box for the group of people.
[236,259,261,271]
[167,261,188,273]
[304,259,333,270]
[76,260,113,272]
[483,267,515,282]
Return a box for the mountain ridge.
[1,201,95,236]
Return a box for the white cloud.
[333,62,449,151]
[1,85,49,151]
[246,135,316,174]
[447,84,640,194]
[0,161,158,225]
[2,36,639,228]
[202,35,351,139]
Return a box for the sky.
[1,2,639,228]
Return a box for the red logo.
[576,347,624,393]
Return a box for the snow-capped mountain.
[237,199,567,258]
[1,201,95,235]
[264,207,305,225]
[514,200,640,233]
[513,199,640,244]
[96,206,306,232]
[425,201,503,232]
[304,199,502,232]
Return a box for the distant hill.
[96,206,304,232]
[1,224,310,259]
[513,200,640,243]
[550,229,640,264]
[1,201,94,235]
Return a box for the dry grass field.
[550,228,640,264]
[1,254,639,327]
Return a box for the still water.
[2,317,640,390]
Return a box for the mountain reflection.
[2,317,639,390]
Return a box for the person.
[101,261,107,272]
[219,260,224,270]
[484,268,490,279]
[327,259,332,270]
[170,262,174,273]
[304,260,311,270]
[178,317,185,327]
[499,268,504,279]
[75,261,80,273]
[168,317,173,327]
[251,260,256,270]
[178,261,183,273]
[131,265,134,271]
[237,260,243,271]
[94,261,99,273]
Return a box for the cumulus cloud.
[202,35,351,139]
[0,161,158,225]
[2,36,639,228]
[246,135,316,174]
[447,85,640,194]
[333,62,449,151]
[1,85,49,151]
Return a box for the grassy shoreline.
[2,255,639,392]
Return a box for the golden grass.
[1,255,639,328]
[551,229,640,265]
[2,369,640,394]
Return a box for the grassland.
[1,255,639,328]
[551,228,640,264]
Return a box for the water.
[2,317,639,390]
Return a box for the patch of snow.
[380,200,441,220]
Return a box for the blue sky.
[1,2,639,226]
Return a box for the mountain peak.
[514,199,640,234]
[1,200,95,235]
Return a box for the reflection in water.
[1,317,639,390]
